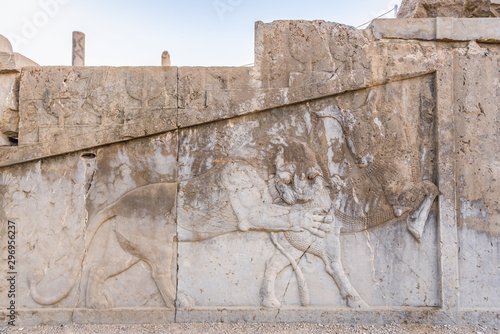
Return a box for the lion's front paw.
[88,291,114,309]
[176,291,195,309]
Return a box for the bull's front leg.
[323,212,369,308]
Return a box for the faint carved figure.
[125,69,164,115]
[41,73,101,126]
[28,143,329,309]
[29,183,178,308]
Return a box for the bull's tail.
[28,205,116,306]
[270,232,310,307]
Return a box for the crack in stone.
[364,229,387,306]
[174,125,180,323]
[78,150,98,308]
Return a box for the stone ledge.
[2,308,175,326]
[3,307,499,326]
[370,18,500,42]
[175,306,447,324]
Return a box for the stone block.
[370,17,500,42]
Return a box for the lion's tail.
[28,204,117,306]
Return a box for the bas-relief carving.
[26,136,330,309]
[178,74,439,308]
[15,75,438,311]
[254,20,370,94]
[30,182,179,308]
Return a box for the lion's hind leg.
[261,247,292,308]
[133,225,177,308]
[86,233,140,309]
[141,240,177,308]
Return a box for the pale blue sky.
[0,0,401,66]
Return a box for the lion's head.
[268,137,331,209]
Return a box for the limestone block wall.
[0,19,499,326]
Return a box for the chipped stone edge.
[370,18,500,42]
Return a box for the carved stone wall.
[0,20,499,326]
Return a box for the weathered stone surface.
[178,66,258,127]
[371,18,500,42]
[0,18,499,327]
[398,0,500,18]
[254,20,371,93]
[451,42,500,308]
[0,73,19,146]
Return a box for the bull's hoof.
[346,295,369,309]
[407,215,423,242]
[262,294,281,308]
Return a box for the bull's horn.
[275,146,285,169]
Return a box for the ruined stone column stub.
[162,51,171,66]
[72,31,85,66]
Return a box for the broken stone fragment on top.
[162,51,171,66]
[398,0,500,18]
[0,34,38,146]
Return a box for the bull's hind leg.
[323,230,368,308]
[407,180,438,242]
[261,248,294,308]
